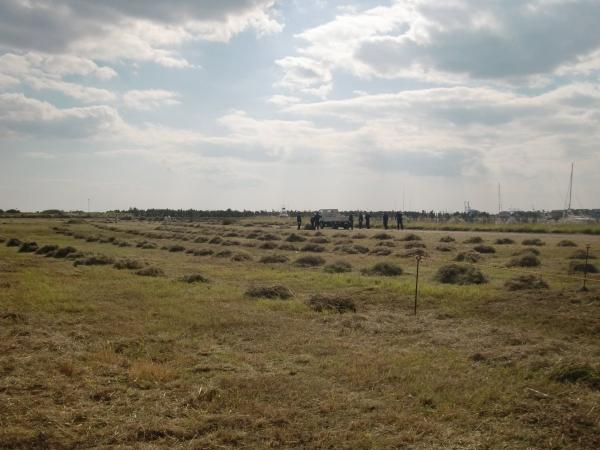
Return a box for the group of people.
[296,211,404,230]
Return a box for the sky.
[0,0,599,213]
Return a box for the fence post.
[414,255,422,315]
[581,244,590,292]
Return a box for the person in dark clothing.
[395,211,404,230]
[297,213,302,230]
[348,213,354,230]
[314,212,321,230]
[310,215,315,229]
[365,212,371,229]
[383,212,389,230]
[358,212,364,229]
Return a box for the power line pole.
[498,183,502,214]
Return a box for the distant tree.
[6,209,20,214]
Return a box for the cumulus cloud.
[123,90,181,111]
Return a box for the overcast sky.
[1,0,599,212]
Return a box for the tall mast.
[497,183,502,214]
[567,162,574,213]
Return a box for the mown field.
[1,217,599,449]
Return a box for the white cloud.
[123,89,181,111]
[275,56,332,97]
[267,95,301,106]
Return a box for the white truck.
[318,209,351,229]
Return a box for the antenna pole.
[497,183,502,214]
[568,162,573,212]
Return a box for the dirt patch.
[294,256,326,267]
[301,244,326,253]
[18,242,39,253]
[434,264,487,285]
[324,260,352,273]
[454,251,483,263]
[557,239,577,247]
[522,238,545,246]
[494,238,515,245]
[473,245,496,254]
[507,254,541,267]
[309,294,356,313]
[136,267,164,277]
[260,255,289,264]
[568,261,598,274]
[114,259,145,270]
[362,262,403,276]
[245,285,294,299]
[286,233,306,243]
[464,236,483,244]
[181,274,209,283]
[504,275,548,291]
[73,255,115,266]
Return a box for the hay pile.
[550,361,600,390]
[464,236,483,244]
[439,236,455,243]
[73,255,115,266]
[113,259,144,270]
[231,252,252,262]
[522,238,545,246]
[168,245,185,252]
[473,245,496,254]
[569,249,596,260]
[301,244,326,253]
[309,294,356,313]
[507,254,541,267]
[18,242,39,253]
[245,285,294,300]
[436,245,455,252]
[434,264,487,285]
[36,244,59,255]
[286,233,306,243]
[401,248,428,258]
[260,255,289,264]
[278,244,298,251]
[295,256,326,267]
[136,267,164,277]
[504,275,548,291]
[259,242,278,250]
[568,261,598,274]
[324,261,353,273]
[362,262,403,276]
[181,274,209,283]
[399,233,422,241]
[370,247,392,256]
[557,240,577,247]
[494,238,515,245]
[6,238,22,247]
[373,233,394,240]
[514,247,540,256]
[454,251,482,263]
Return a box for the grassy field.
[1,217,599,449]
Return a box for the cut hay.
[569,249,596,260]
[439,236,455,243]
[286,233,306,243]
[193,249,214,256]
[507,254,541,267]
[398,233,422,241]
[309,294,356,313]
[6,238,22,247]
[362,262,403,276]
[18,242,39,253]
[260,255,289,264]
[434,264,487,285]
[436,245,455,252]
[51,246,78,258]
[473,245,496,254]
[324,260,353,273]
[168,245,185,252]
[278,243,298,251]
[370,247,392,256]
[373,233,393,240]
[214,250,233,258]
[401,248,428,258]
[550,361,600,390]
[404,242,426,249]
[73,255,115,266]
[494,238,515,245]
[294,255,326,267]
[352,233,367,239]
[568,261,598,274]
[231,252,252,262]
[514,247,541,256]
[257,233,281,241]
[310,237,330,244]
[504,275,548,291]
[113,259,145,270]
[136,267,164,277]
[181,274,209,283]
[464,236,483,244]
[301,244,326,253]
[245,285,293,300]
[36,244,59,255]
[522,238,545,246]
[557,239,577,247]
[259,242,278,250]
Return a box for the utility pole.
[498,183,502,214]
[87,198,90,215]
[565,162,573,217]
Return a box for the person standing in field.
[365,212,371,229]
[383,211,389,230]
[349,212,354,230]
[297,212,302,230]
[395,211,404,230]
[314,211,321,230]
[358,212,364,229]
[310,214,315,229]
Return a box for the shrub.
[439,236,455,243]
[260,255,289,264]
[434,264,487,285]
[301,244,326,253]
[136,267,164,277]
[6,238,22,247]
[362,262,403,276]
[557,239,577,247]
[464,236,483,244]
[473,245,496,254]
[114,259,144,270]
[278,243,298,251]
[295,255,326,267]
[309,294,356,313]
[494,238,515,245]
[373,233,393,240]
[18,242,39,253]
[569,249,596,260]
[568,261,598,274]
[522,238,545,246]
[286,233,306,243]
[168,245,185,252]
[231,252,252,262]
[245,285,293,299]
[74,255,115,266]
[36,244,59,255]
[324,260,353,273]
[399,233,422,241]
[181,274,209,283]
[504,275,548,291]
[507,254,541,267]
[193,249,214,256]
[259,242,278,250]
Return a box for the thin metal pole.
[581,244,590,292]
[414,256,421,315]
